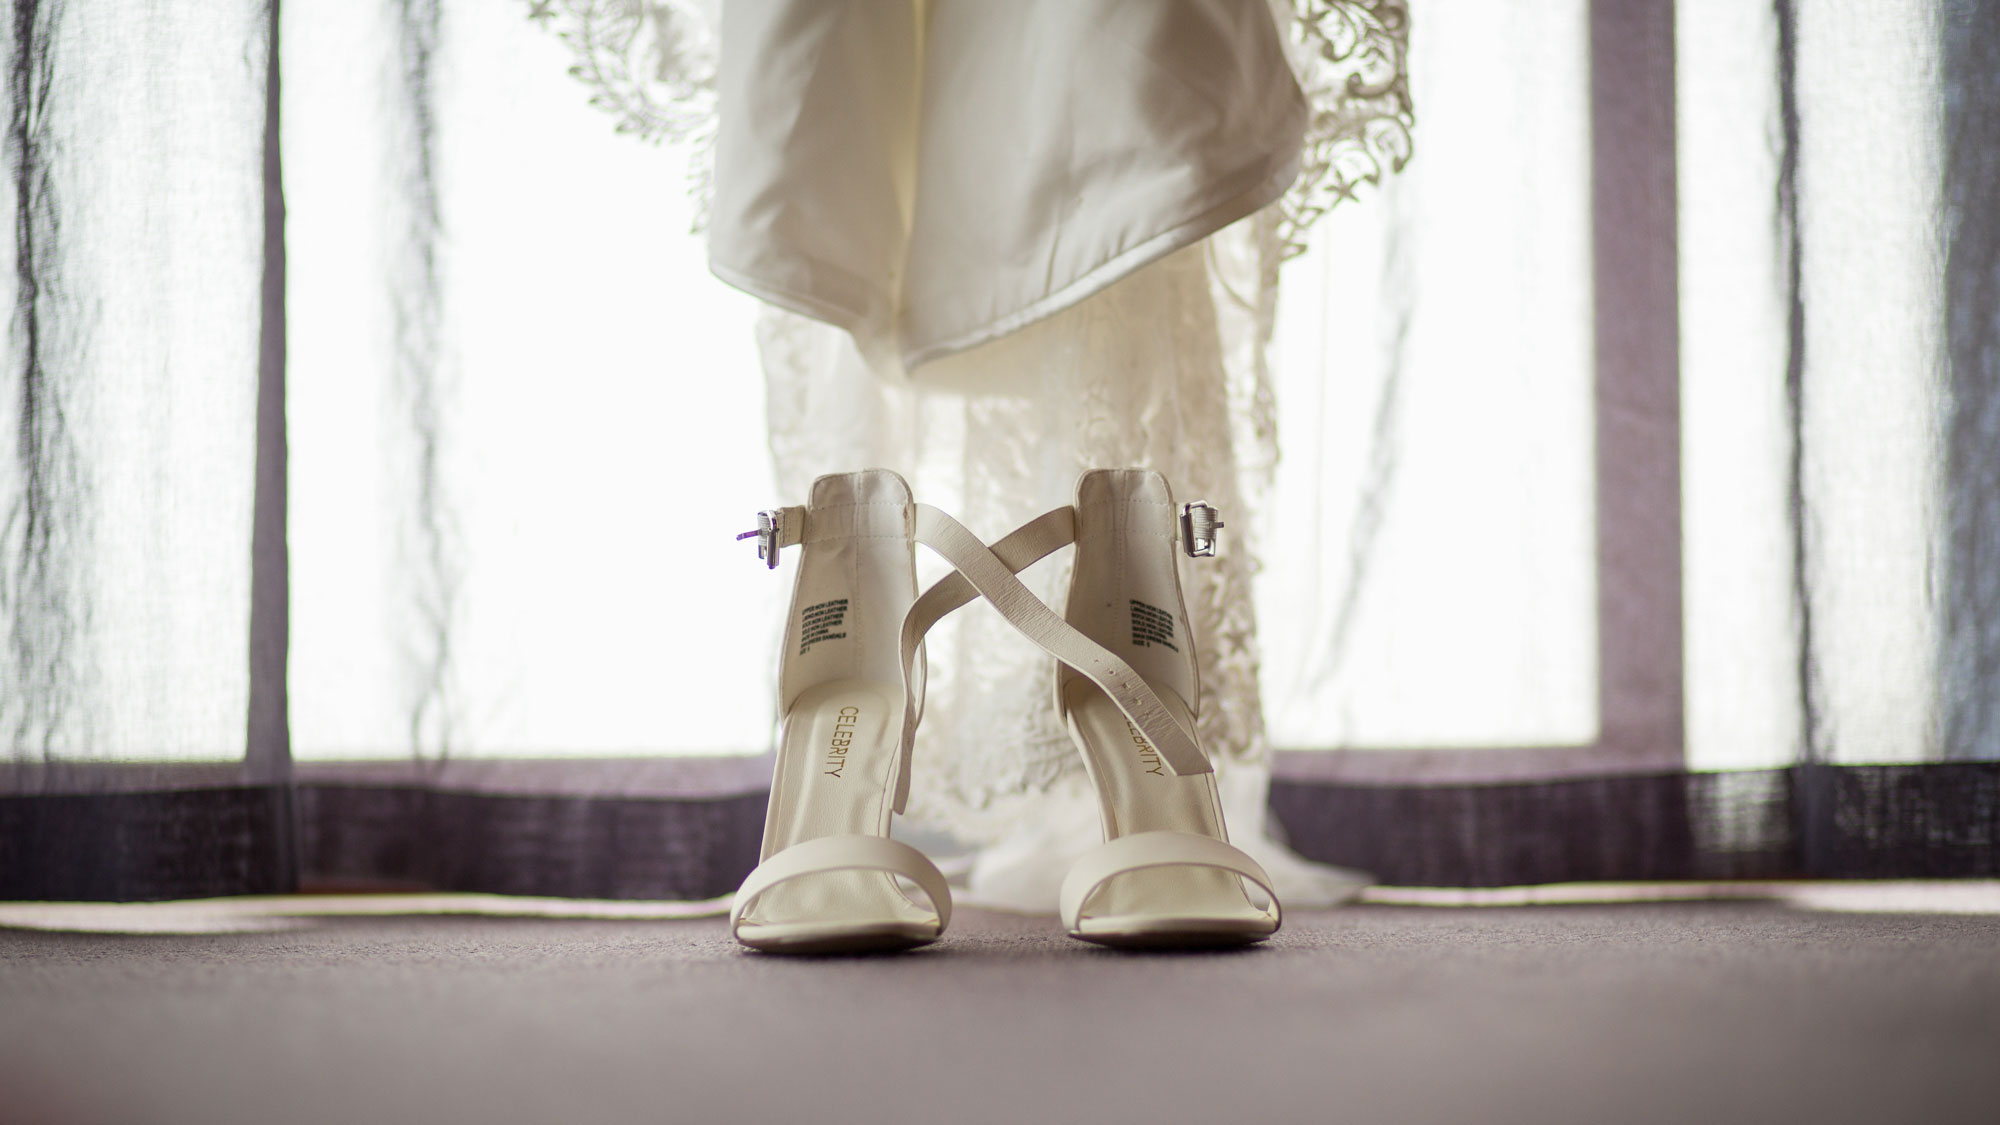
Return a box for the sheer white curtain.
[1673,0,1954,772]
[1268,0,1987,781]
[285,0,781,774]
[15,0,1994,905]
[1262,0,1597,757]
[0,1,267,777]
[279,0,1991,881]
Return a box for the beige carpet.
[4,880,1996,934]
[2,900,1997,1124]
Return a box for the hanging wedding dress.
[708,0,1309,372]
[539,0,1413,909]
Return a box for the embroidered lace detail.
[527,0,718,229]
[1278,0,1417,260]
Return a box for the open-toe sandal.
[730,470,951,954]
[899,468,1280,949]
[1051,469,1279,948]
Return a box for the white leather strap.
[909,505,1078,631]
[730,834,952,936]
[888,505,1082,811]
[1058,830,1281,933]
[772,505,806,548]
[760,498,1209,817]
[761,502,917,554]
[906,504,1210,788]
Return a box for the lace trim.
[527,0,718,230]
[1278,0,1416,259]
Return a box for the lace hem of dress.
[527,0,1415,251]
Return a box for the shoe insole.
[1063,679,1272,934]
[738,680,936,940]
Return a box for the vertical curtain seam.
[1773,0,1833,872]
[5,0,78,765]
[247,0,297,889]
[1775,0,1814,765]
[393,0,455,762]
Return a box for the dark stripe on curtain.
[247,0,298,896]
[1272,762,2000,885]
[1941,0,2000,762]
[297,787,765,900]
[1,773,764,901]
[1589,0,1686,771]
[0,788,293,900]
[13,765,1993,899]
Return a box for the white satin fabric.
[709,0,1308,375]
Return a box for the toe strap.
[730,835,953,936]
[1059,831,1281,933]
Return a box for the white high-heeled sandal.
[1053,469,1279,947]
[730,470,951,953]
[904,469,1281,949]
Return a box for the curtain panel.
[5,0,1999,902]
[1262,0,2000,881]
[1,0,294,898]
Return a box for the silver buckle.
[735,509,783,569]
[1179,501,1223,558]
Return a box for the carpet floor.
[2,902,1997,1124]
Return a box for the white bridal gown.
[697,0,1412,910]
